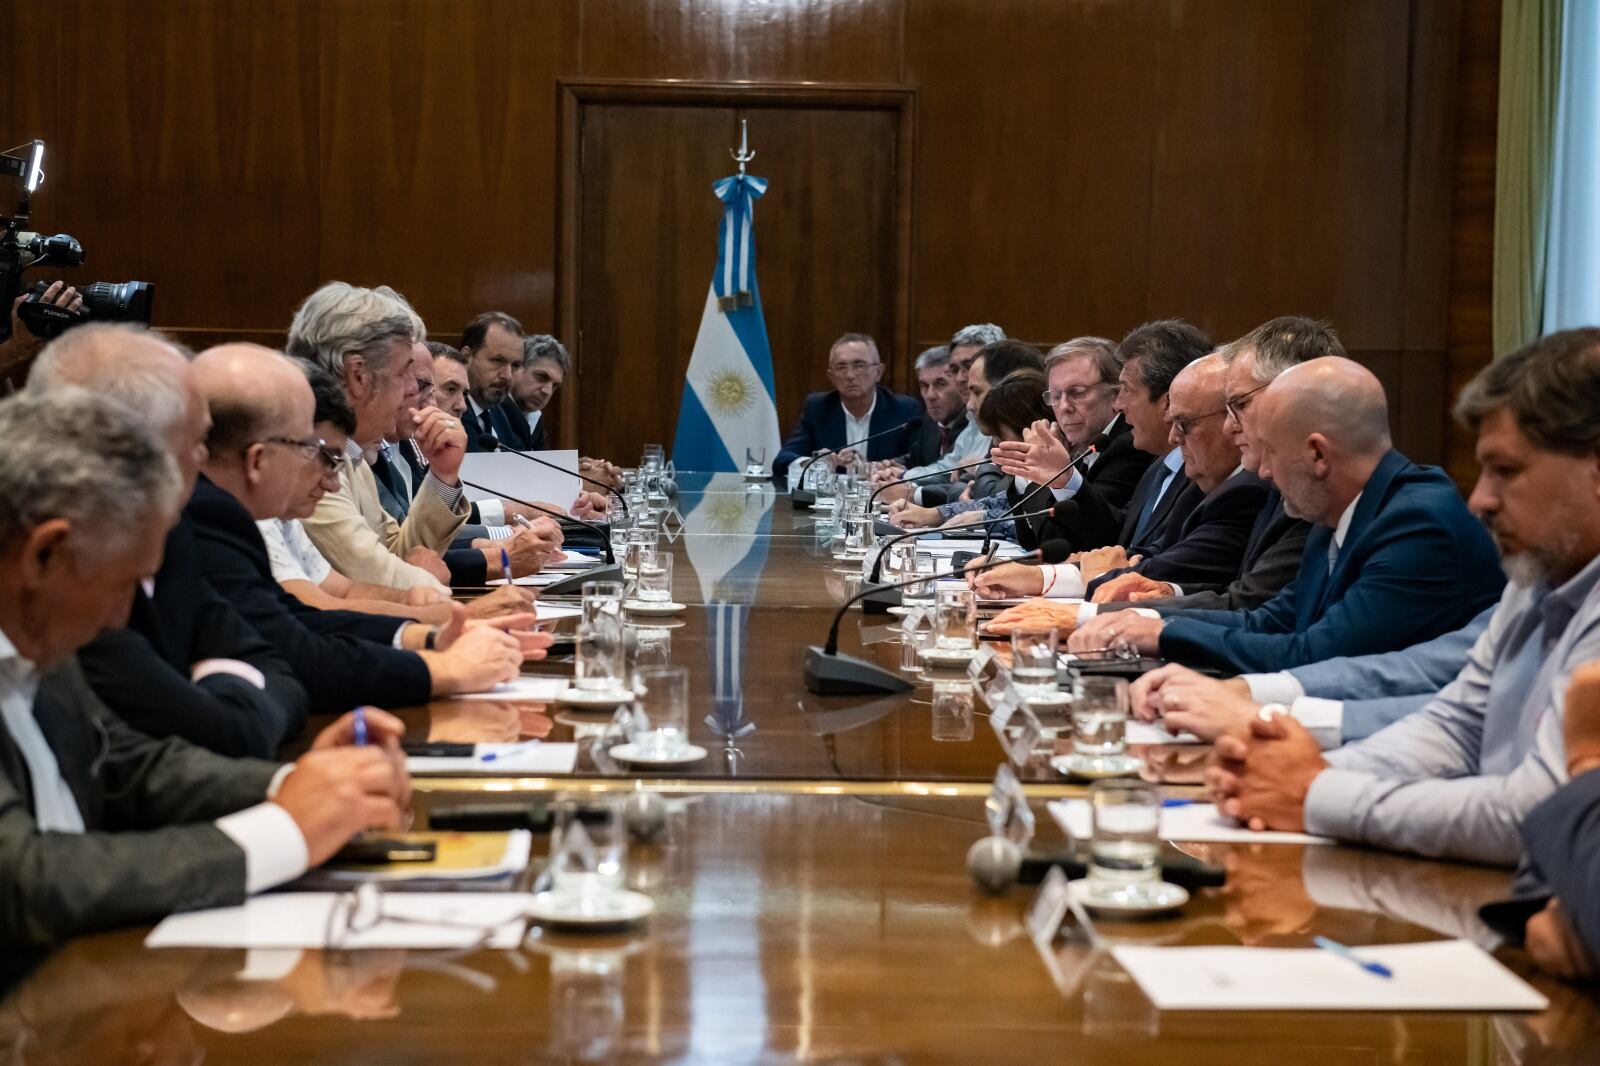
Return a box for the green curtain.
[1492,0,1564,357]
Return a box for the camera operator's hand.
[1,282,81,378]
[412,406,467,484]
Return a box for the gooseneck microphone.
[865,456,991,511]
[857,506,1056,615]
[476,435,628,519]
[803,541,1072,695]
[790,415,923,507]
[455,477,623,596]
[980,442,1098,556]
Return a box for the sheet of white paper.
[1111,940,1547,1012]
[146,892,533,950]
[491,571,568,587]
[459,449,580,510]
[1126,721,1202,745]
[451,676,568,702]
[535,602,583,622]
[920,539,1026,558]
[1049,799,1334,846]
[546,549,602,570]
[407,742,579,774]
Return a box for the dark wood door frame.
[555,78,916,451]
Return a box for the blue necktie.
[1130,470,1171,544]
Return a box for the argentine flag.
[671,173,782,472]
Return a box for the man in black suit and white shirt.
[507,333,569,451]
[0,389,409,946]
[459,311,533,452]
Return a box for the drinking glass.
[812,467,839,511]
[841,514,874,555]
[744,446,766,477]
[881,539,917,582]
[899,551,938,611]
[933,586,977,651]
[1087,780,1162,903]
[1009,627,1060,696]
[633,665,689,758]
[931,681,976,742]
[575,582,626,692]
[549,793,626,900]
[635,549,673,603]
[623,527,659,578]
[899,608,934,672]
[1071,676,1131,759]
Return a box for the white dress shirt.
[259,517,334,585]
[842,394,877,450]
[1048,413,1120,501]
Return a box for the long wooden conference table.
[4,474,1597,1063]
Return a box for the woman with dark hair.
[889,370,1050,539]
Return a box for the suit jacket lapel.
[1300,525,1339,625]
[822,394,846,449]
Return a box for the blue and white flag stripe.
[713,173,768,300]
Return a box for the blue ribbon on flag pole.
[713,174,769,310]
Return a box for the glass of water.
[931,680,976,742]
[607,516,633,562]
[934,587,977,651]
[841,514,874,555]
[1087,779,1162,903]
[633,665,689,758]
[1072,676,1131,759]
[635,549,673,603]
[549,793,627,902]
[900,551,938,611]
[623,526,659,578]
[576,582,626,692]
[1009,627,1059,696]
[744,446,766,477]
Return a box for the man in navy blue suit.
[1070,357,1503,672]
[773,333,921,477]
[459,311,534,452]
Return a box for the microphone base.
[803,646,914,695]
[790,490,817,508]
[539,562,624,598]
[859,584,902,615]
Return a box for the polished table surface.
[6,476,1597,1063]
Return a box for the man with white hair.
[28,324,309,758]
[287,283,558,590]
[0,390,409,945]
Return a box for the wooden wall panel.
[575,0,904,83]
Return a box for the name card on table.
[989,698,1042,768]
[986,764,1036,847]
[1027,865,1073,950]
[966,643,999,683]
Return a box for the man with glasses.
[995,323,1210,550]
[774,333,921,477]
[29,325,310,760]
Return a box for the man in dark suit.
[26,323,309,759]
[0,390,408,946]
[506,333,569,451]
[187,344,546,713]
[1070,357,1504,671]
[773,333,922,476]
[459,311,533,452]
[1086,316,1341,612]
[885,346,967,473]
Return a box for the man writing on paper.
[1067,357,1502,671]
[1201,330,1600,866]
[0,390,410,945]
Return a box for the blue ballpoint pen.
[480,739,542,763]
[352,706,368,747]
[501,545,512,580]
[1313,936,1394,978]
[1162,798,1200,808]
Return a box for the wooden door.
[565,88,909,465]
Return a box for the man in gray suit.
[0,390,410,946]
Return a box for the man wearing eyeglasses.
[773,333,921,477]
[30,325,311,760]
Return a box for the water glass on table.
[1087,779,1163,904]
[934,587,977,651]
[1071,675,1131,759]
[635,549,673,603]
[744,446,766,478]
[624,527,659,578]
[1009,627,1060,696]
[931,680,976,742]
[549,793,627,901]
[576,582,626,692]
[632,664,690,758]
[900,551,938,611]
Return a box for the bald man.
[184,344,549,714]
[1070,356,1503,672]
[29,325,310,758]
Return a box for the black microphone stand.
[979,441,1098,556]
[457,478,623,596]
[804,547,1066,695]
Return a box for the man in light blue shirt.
[1204,328,1600,866]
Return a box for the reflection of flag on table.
[671,174,782,473]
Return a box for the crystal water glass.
[1087,780,1162,903]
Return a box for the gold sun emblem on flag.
[705,367,757,417]
[700,496,750,534]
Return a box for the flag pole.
[730,118,755,176]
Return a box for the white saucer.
[810,502,838,512]
[556,686,635,708]
[919,645,980,666]
[885,604,935,617]
[1068,877,1188,917]
[527,889,655,927]
[608,742,708,766]
[623,600,686,615]
[1050,753,1147,780]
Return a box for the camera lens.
[80,280,154,324]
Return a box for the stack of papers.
[407,741,578,774]
[452,676,568,702]
[1111,940,1548,1011]
[1049,799,1334,845]
[147,893,533,950]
